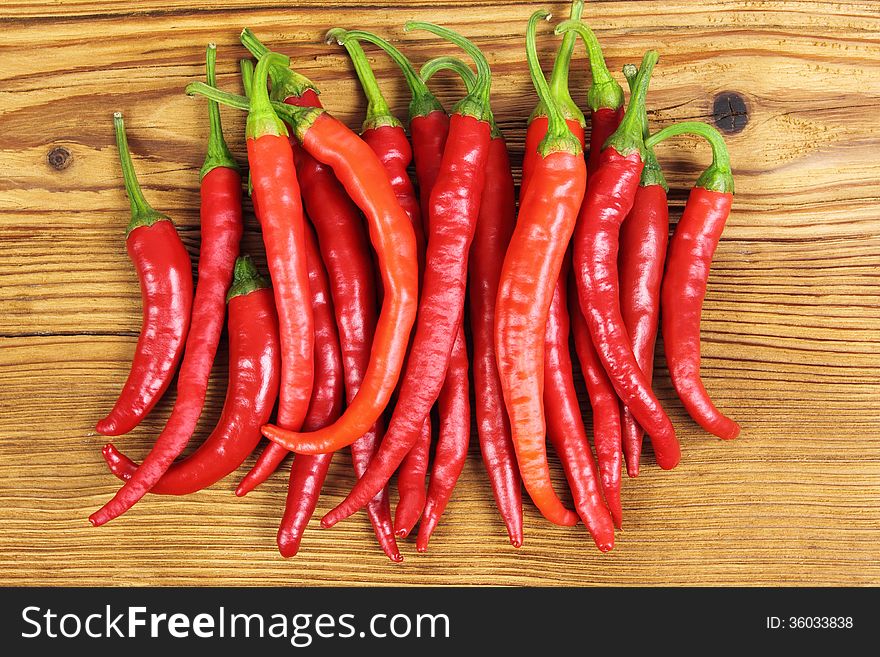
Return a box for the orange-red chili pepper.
[101,257,280,495]
[94,113,193,439]
[646,121,740,441]
[495,11,584,528]
[315,23,493,527]
[618,63,669,477]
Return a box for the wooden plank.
[1,0,879,585]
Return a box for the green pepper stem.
[187,82,322,141]
[239,28,320,101]
[533,0,585,125]
[200,44,238,179]
[326,28,402,132]
[227,255,270,301]
[420,56,476,94]
[246,52,290,140]
[113,112,168,234]
[332,30,442,120]
[623,63,667,191]
[404,21,493,122]
[645,121,734,194]
[554,18,624,113]
[240,59,255,98]
[603,50,657,158]
[527,11,581,157]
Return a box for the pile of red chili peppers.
[92,2,740,560]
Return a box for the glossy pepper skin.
[314,23,493,527]
[419,51,524,547]
[328,29,431,538]
[544,268,616,545]
[277,225,345,558]
[569,275,623,529]
[617,64,669,477]
[95,46,244,501]
[95,113,194,438]
[557,43,681,470]
[256,109,419,455]
[494,12,583,528]
[90,113,200,526]
[647,120,740,441]
[246,53,315,448]
[235,32,402,561]
[102,257,280,494]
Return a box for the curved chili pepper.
[277,224,345,558]
[555,35,681,470]
[417,328,470,552]
[188,65,411,561]
[420,55,521,546]
[245,52,315,443]
[94,113,194,438]
[617,63,669,477]
[237,32,402,560]
[543,261,616,546]
[97,45,246,497]
[328,29,432,538]
[314,22,494,527]
[494,11,583,528]
[520,0,585,196]
[102,256,280,494]
[568,274,623,530]
[646,121,740,440]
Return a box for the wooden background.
[1,0,879,587]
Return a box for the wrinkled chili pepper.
[97,45,244,496]
[94,113,194,439]
[314,22,494,528]
[555,36,681,470]
[569,274,623,530]
[494,11,584,528]
[102,256,280,494]
[544,260,616,546]
[420,55,523,546]
[236,31,402,561]
[646,121,740,441]
[277,225,345,558]
[617,63,669,477]
[327,28,432,538]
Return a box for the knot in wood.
[47,146,72,170]
[712,92,749,135]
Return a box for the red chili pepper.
[328,29,432,539]
[195,87,420,457]
[419,55,523,546]
[544,261,616,546]
[314,22,494,528]
[277,225,345,558]
[190,69,419,461]
[617,63,670,477]
[102,256,280,494]
[245,52,315,446]
[646,121,740,440]
[94,113,194,439]
[569,273,623,530]
[95,46,243,498]
[556,33,681,470]
[494,11,584,528]
[520,0,585,196]
[236,32,403,561]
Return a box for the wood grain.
[1,0,879,586]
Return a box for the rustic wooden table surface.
[2,0,879,587]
